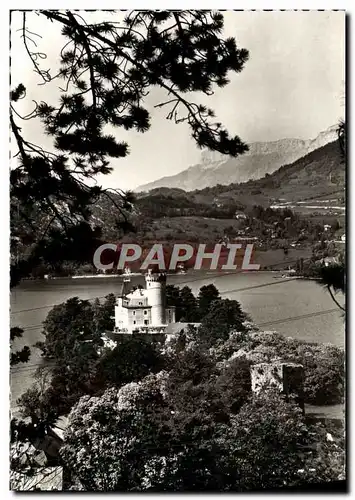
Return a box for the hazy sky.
[10,10,345,190]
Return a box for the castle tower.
[145,269,167,325]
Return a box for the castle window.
[139,302,143,305]
[133,311,136,315]
[144,310,147,315]
[144,320,149,325]
[133,320,136,325]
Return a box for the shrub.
[213,332,345,405]
[198,299,247,347]
[299,343,345,405]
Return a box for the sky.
[10,10,345,190]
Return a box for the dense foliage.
[210,330,345,406]
[14,282,345,491]
[166,283,223,322]
[10,326,31,366]
[198,298,248,346]
[95,335,163,388]
[11,10,250,287]
[17,294,166,420]
[61,370,344,491]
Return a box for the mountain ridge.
[136,125,338,192]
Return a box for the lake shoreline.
[10,271,344,406]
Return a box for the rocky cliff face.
[136,125,338,192]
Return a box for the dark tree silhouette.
[198,284,220,318]
[337,119,345,160]
[318,263,345,312]
[10,10,249,287]
[10,327,31,366]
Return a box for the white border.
[1,2,352,9]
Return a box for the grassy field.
[145,216,241,242]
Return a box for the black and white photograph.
[9,9,346,492]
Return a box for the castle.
[114,269,176,334]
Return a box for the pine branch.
[327,285,345,312]
[66,11,97,110]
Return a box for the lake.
[10,271,345,410]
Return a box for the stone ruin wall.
[250,362,305,411]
